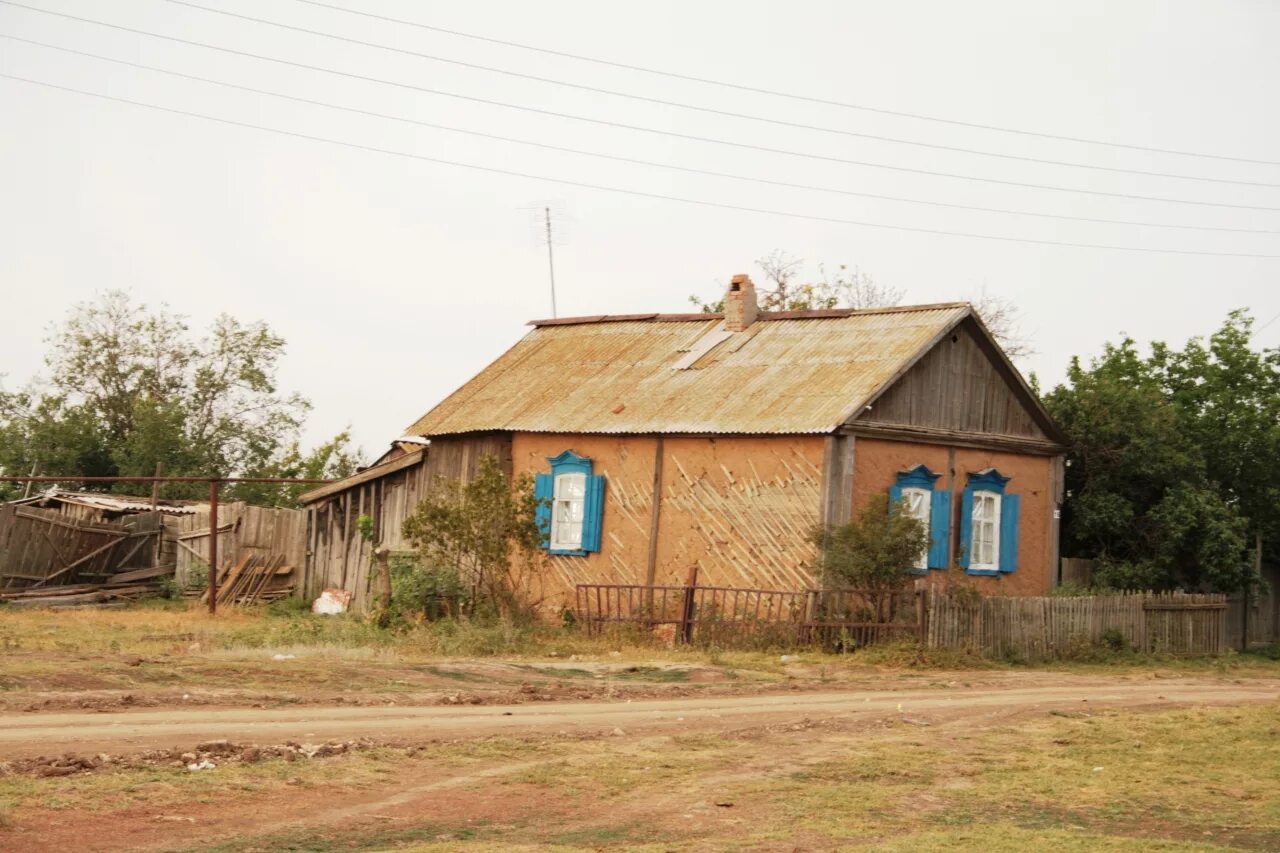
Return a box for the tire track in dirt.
[1,679,1275,759]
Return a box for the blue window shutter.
[928,490,951,569]
[958,488,974,569]
[534,473,553,550]
[888,484,903,514]
[582,474,605,553]
[999,494,1021,573]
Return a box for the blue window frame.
[535,451,605,555]
[889,464,951,573]
[958,469,1020,576]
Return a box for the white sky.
[2,0,1277,460]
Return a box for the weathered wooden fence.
[927,590,1227,659]
[1225,581,1280,651]
[174,503,305,593]
[574,578,1234,658]
[0,504,163,590]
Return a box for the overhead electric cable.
[165,0,1279,189]
[1256,308,1280,333]
[6,33,1276,237]
[293,0,1280,168]
[3,1,1278,213]
[3,72,1278,260]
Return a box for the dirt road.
[3,677,1275,758]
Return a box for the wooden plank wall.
[927,590,1228,659]
[1060,557,1095,587]
[300,434,512,612]
[1225,580,1280,649]
[174,503,306,588]
[859,320,1048,439]
[0,505,164,589]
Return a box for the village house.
[299,275,1067,611]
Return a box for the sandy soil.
[2,675,1275,759]
[2,674,1277,852]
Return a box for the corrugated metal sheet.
[16,489,207,515]
[406,304,971,436]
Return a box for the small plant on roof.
[811,494,929,620]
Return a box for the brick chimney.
[724,273,758,332]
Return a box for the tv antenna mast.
[543,206,557,318]
[526,201,568,318]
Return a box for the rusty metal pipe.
[208,479,219,616]
[0,476,331,483]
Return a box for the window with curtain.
[890,464,949,573]
[969,490,1002,571]
[551,471,587,551]
[959,469,1019,576]
[535,451,606,556]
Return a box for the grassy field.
[0,601,1277,712]
[1,703,1276,850]
[1,603,1279,850]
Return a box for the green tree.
[811,495,929,617]
[1155,311,1280,551]
[0,291,360,504]
[1044,313,1269,592]
[230,430,363,506]
[401,455,545,621]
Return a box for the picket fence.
[926,589,1227,659]
[573,578,1232,658]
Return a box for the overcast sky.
[2,0,1277,460]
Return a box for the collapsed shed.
[0,489,205,604]
[0,488,307,607]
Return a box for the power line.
[4,1,1278,213]
[294,0,1280,168]
[4,72,1279,260]
[165,0,1280,190]
[8,33,1277,238]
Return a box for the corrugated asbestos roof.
[14,489,206,515]
[406,303,973,436]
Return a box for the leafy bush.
[812,493,929,617]
[390,555,466,620]
[402,455,545,622]
[265,595,311,617]
[1100,628,1129,652]
[185,562,209,595]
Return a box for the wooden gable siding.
[301,433,512,611]
[855,319,1049,440]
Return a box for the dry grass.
[417,704,1280,851]
[0,677,1274,852]
[43,704,1265,852]
[1,604,1278,715]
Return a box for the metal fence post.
[208,478,219,615]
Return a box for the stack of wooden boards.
[194,553,294,608]
[0,564,175,607]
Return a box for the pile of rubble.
[1,737,378,778]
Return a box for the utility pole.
[545,206,557,318]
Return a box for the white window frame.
[901,486,932,570]
[970,490,1001,571]
[550,472,587,551]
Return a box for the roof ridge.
[527,301,972,327]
